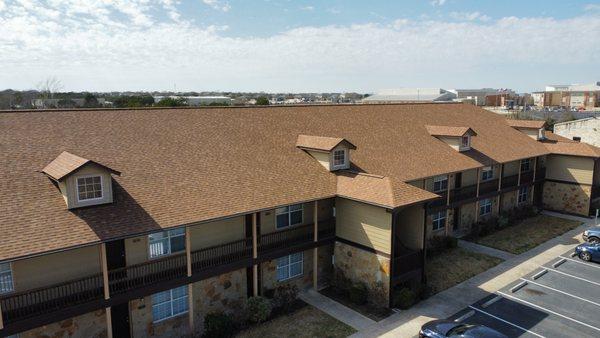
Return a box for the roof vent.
[573,136,581,142]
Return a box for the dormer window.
[332,149,347,168]
[296,134,356,171]
[76,175,103,201]
[461,135,470,148]
[425,125,476,152]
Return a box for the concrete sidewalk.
[299,289,376,331]
[350,213,594,338]
[457,240,515,261]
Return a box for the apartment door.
[106,239,126,270]
[111,302,131,338]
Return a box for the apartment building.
[1,103,599,338]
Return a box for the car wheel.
[589,237,600,244]
[580,252,592,261]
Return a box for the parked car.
[419,320,507,338]
[582,228,600,243]
[575,242,600,262]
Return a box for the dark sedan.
[420,320,507,338]
[575,242,600,262]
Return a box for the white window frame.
[148,228,186,259]
[520,158,531,172]
[76,174,103,202]
[538,128,545,140]
[433,175,448,193]
[479,198,492,216]
[481,166,493,181]
[460,135,470,149]
[276,252,304,281]
[518,186,528,204]
[431,211,446,231]
[0,262,14,294]
[331,148,348,169]
[151,285,188,323]
[275,204,304,229]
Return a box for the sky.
[0,0,599,93]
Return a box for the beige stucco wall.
[61,163,114,209]
[546,155,595,185]
[517,128,540,140]
[462,169,478,186]
[125,236,149,266]
[543,181,591,216]
[12,245,101,291]
[190,216,245,250]
[20,309,107,338]
[395,205,424,250]
[335,198,392,254]
[333,241,390,308]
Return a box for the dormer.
[296,134,357,171]
[506,119,547,140]
[426,125,477,152]
[42,151,121,209]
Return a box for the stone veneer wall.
[130,296,188,338]
[543,181,591,216]
[333,241,390,308]
[459,202,477,234]
[261,249,314,292]
[501,191,517,211]
[21,309,107,338]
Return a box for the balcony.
[449,185,477,204]
[535,167,546,182]
[392,249,423,283]
[478,179,499,196]
[520,170,534,184]
[428,191,448,209]
[501,174,519,189]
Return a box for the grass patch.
[426,247,503,294]
[320,287,393,321]
[474,215,581,254]
[235,303,356,338]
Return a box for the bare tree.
[36,76,63,99]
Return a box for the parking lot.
[449,248,600,337]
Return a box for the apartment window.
[538,129,545,140]
[76,175,102,201]
[152,285,188,322]
[518,186,528,204]
[276,204,303,229]
[481,167,493,181]
[0,262,14,294]
[277,252,303,281]
[433,175,448,192]
[520,158,531,172]
[332,149,346,167]
[461,135,470,148]
[149,228,186,258]
[431,211,446,231]
[479,198,492,216]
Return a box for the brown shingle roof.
[542,132,600,158]
[0,103,550,261]
[42,151,120,181]
[296,135,356,151]
[506,119,546,129]
[425,125,476,137]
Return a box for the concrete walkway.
[457,240,515,261]
[299,289,376,331]
[350,212,595,338]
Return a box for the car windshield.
[447,324,475,336]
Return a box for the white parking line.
[545,267,600,287]
[468,305,546,338]
[520,278,600,308]
[497,291,600,333]
[561,256,600,270]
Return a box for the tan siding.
[12,246,101,291]
[189,216,245,250]
[517,128,539,140]
[546,155,595,185]
[261,200,332,235]
[395,204,424,250]
[306,150,330,170]
[335,198,392,254]
[438,136,460,151]
[462,169,478,186]
[407,179,425,189]
[503,161,519,176]
[63,164,114,209]
[125,236,149,265]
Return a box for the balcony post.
[185,227,194,333]
[0,299,4,331]
[476,168,481,198]
[498,164,503,191]
[313,200,318,289]
[518,160,523,186]
[252,213,258,297]
[531,157,538,204]
[100,243,113,338]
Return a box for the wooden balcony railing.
[258,219,335,253]
[392,250,423,280]
[501,174,519,189]
[520,170,534,184]
[449,185,477,204]
[192,238,252,273]
[428,191,448,208]
[0,274,103,325]
[478,179,499,196]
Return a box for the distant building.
[153,96,232,106]
[451,88,514,106]
[534,82,600,109]
[554,117,600,148]
[32,98,107,109]
[362,88,457,103]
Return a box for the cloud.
[300,6,314,11]
[449,11,491,22]
[0,1,599,92]
[202,0,230,12]
[584,4,600,11]
[430,0,446,6]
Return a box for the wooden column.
[476,168,481,197]
[252,213,258,297]
[313,200,318,290]
[185,227,194,333]
[0,298,4,331]
[445,176,451,235]
[100,243,113,338]
[531,158,538,203]
[517,160,523,186]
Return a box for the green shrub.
[348,282,368,305]
[245,296,272,323]
[271,284,299,312]
[394,288,416,309]
[498,215,509,228]
[203,312,235,338]
[333,268,352,293]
